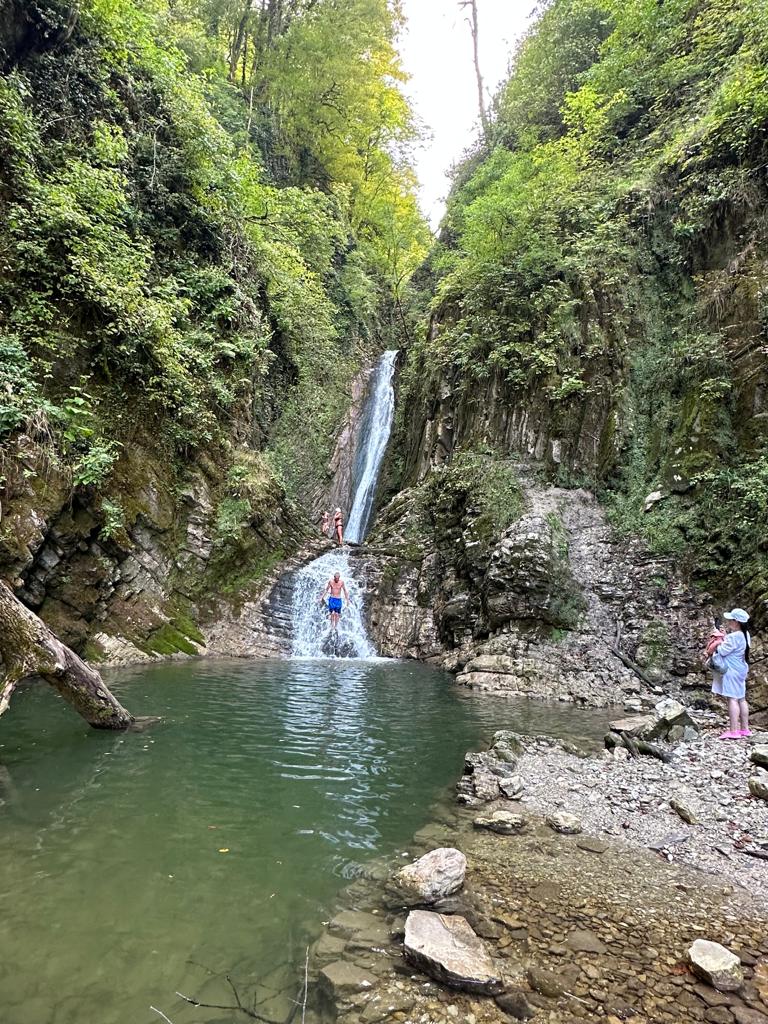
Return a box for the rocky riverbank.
[302,715,768,1024]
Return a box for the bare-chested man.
[319,571,349,628]
[333,507,344,546]
[320,510,330,536]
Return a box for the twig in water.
[175,988,281,1024]
[301,946,309,1024]
[150,1008,174,1024]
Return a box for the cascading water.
[345,349,398,545]
[290,350,398,659]
[291,549,376,659]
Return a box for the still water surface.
[0,658,608,1024]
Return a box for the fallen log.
[0,580,133,729]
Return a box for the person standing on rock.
[320,510,330,536]
[333,507,344,546]
[707,608,751,739]
[320,572,349,629]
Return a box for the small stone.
[567,929,607,955]
[527,966,567,998]
[705,1009,735,1024]
[546,812,582,835]
[688,940,744,992]
[732,1008,768,1024]
[473,810,526,835]
[495,988,535,1019]
[670,796,700,825]
[576,837,608,854]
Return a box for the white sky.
[398,0,535,229]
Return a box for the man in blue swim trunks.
[320,571,350,629]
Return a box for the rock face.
[363,475,763,712]
[389,848,467,906]
[687,939,744,991]
[403,911,504,995]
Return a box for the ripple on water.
[0,657,609,1024]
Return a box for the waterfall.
[290,350,398,659]
[345,350,398,545]
[291,550,377,659]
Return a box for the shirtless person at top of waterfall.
[320,572,349,629]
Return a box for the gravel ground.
[516,717,768,899]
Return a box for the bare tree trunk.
[0,581,134,729]
[460,0,489,139]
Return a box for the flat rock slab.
[576,837,609,854]
[688,939,744,991]
[319,961,377,999]
[330,910,383,935]
[567,928,607,954]
[390,847,466,906]
[404,910,504,995]
[473,810,526,835]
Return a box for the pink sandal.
[718,731,743,740]
[739,729,753,737]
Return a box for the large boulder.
[750,745,768,770]
[687,939,744,991]
[389,848,467,906]
[546,812,582,835]
[473,810,527,835]
[608,698,699,749]
[404,910,504,995]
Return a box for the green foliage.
[420,450,523,549]
[405,0,768,611]
[0,0,428,515]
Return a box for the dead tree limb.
[0,580,133,729]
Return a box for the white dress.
[711,631,749,699]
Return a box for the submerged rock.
[403,910,504,995]
[687,939,744,991]
[319,960,377,999]
[389,847,467,906]
[527,965,567,998]
[495,988,535,1020]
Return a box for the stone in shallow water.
[473,810,526,835]
[389,847,466,906]
[404,910,504,995]
[546,812,582,835]
[576,837,609,854]
[319,960,377,999]
[687,939,744,991]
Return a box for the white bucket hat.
[724,608,750,623]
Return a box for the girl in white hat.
[708,608,752,739]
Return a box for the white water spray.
[345,350,398,545]
[290,350,398,659]
[291,550,376,659]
